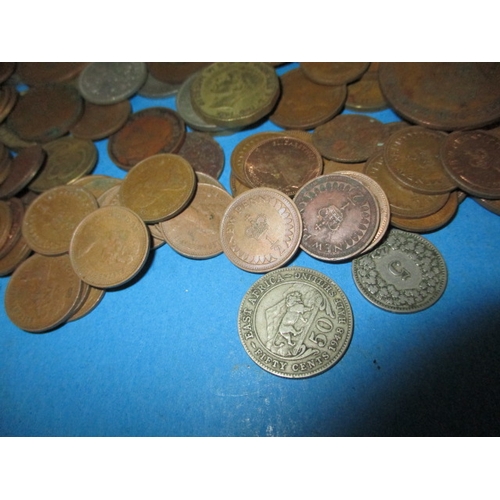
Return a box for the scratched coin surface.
[238,266,353,378]
[352,229,448,313]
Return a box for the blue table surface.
[1,63,500,437]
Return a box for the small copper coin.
[269,68,347,130]
[440,130,500,199]
[108,107,186,170]
[146,62,210,85]
[119,153,196,223]
[0,197,24,259]
[0,235,32,276]
[5,252,85,332]
[69,206,150,288]
[300,62,370,86]
[243,135,323,197]
[6,83,83,143]
[220,187,302,273]
[16,63,88,86]
[313,114,385,163]
[294,173,380,261]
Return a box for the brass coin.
[5,252,85,332]
[300,62,369,86]
[190,62,280,129]
[220,187,302,273]
[22,185,98,255]
[69,206,150,288]
[160,183,233,259]
[0,235,32,276]
[294,173,380,261]
[16,62,88,86]
[108,107,186,170]
[119,153,196,223]
[0,197,24,259]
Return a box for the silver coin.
[78,63,147,105]
[238,266,353,378]
[352,229,447,313]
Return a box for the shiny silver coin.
[352,229,447,313]
[238,266,353,378]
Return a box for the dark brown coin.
[472,196,500,215]
[346,71,388,111]
[146,62,210,85]
[0,148,11,185]
[300,62,370,86]
[378,63,500,130]
[0,199,13,251]
[0,85,18,123]
[70,100,131,140]
[6,83,83,143]
[313,114,385,163]
[0,62,16,84]
[16,63,88,86]
[294,173,380,261]
[0,123,37,151]
[269,68,346,130]
[0,197,24,259]
[108,107,186,170]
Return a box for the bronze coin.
[0,123,37,151]
[16,63,88,86]
[345,71,388,111]
[70,100,131,140]
[378,62,500,130]
[71,175,122,200]
[440,130,500,199]
[0,197,24,259]
[146,62,210,85]
[269,68,346,130]
[0,62,16,84]
[6,83,83,143]
[67,285,105,322]
[323,159,366,175]
[0,85,18,123]
[294,173,380,261]
[472,196,500,215]
[300,62,370,86]
[0,235,31,277]
[0,199,13,251]
[243,135,323,197]
[108,106,186,170]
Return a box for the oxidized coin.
[68,285,105,322]
[69,206,150,288]
[220,187,302,273]
[108,107,186,170]
[345,71,388,111]
[16,62,88,86]
[190,62,280,129]
[0,235,32,277]
[472,197,500,216]
[78,62,147,105]
[138,72,180,98]
[0,199,13,251]
[146,62,210,85]
[294,173,380,261]
[352,228,448,313]
[0,197,24,259]
[243,135,323,197]
[238,266,353,378]
[119,153,196,223]
[440,130,500,199]
[300,62,369,86]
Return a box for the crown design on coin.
[245,214,269,240]
[314,201,350,232]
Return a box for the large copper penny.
[108,107,186,170]
[378,62,500,130]
[16,63,88,86]
[146,62,210,85]
[220,187,302,273]
[294,173,380,261]
[300,62,369,86]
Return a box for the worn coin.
[300,62,369,86]
[0,123,37,151]
[352,228,448,313]
[67,285,105,322]
[0,235,32,276]
[0,197,24,259]
[238,266,353,378]
[146,62,210,85]
[0,199,13,251]
[71,175,122,199]
[138,72,180,98]
[346,71,388,111]
[16,63,88,86]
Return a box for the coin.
[146,62,210,85]
[196,171,226,191]
[220,187,302,273]
[294,173,380,261]
[71,175,122,199]
[138,73,180,98]
[0,62,16,84]
[16,63,88,86]
[345,71,388,111]
[352,228,448,313]
[69,206,150,288]
[0,123,37,151]
[0,235,31,276]
[471,196,500,215]
[0,197,24,259]
[0,199,13,251]
[300,62,369,86]
[0,85,18,123]
[229,172,251,197]
[238,266,353,378]
[67,285,105,322]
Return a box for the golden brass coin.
[220,187,302,273]
[0,235,32,276]
[69,206,150,288]
[300,62,370,86]
[22,185,98,255]
[119,153,196,223]
[5,252,85,332]
[190,62,280,129]
[160,183,233,259]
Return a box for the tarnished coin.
[323,159,366,175]
[138,72,180,98]
[0,235,32,276]
[0,199,13,251]
[0,85,18,123]
[146,62,210,85]
[69,206,150,288]
[16,62,88,86]
[119,153,196,223]
[5,252,86,332]
[78,62,147,105]
[220,187,302,273]
[294,173,380,261]
[160,183,233,259]
[71,175,122,199]
[238,266,353,378]
[346,71,388,111]
[0,149,11,185]
[190,62,280,129]
[0,123,37,151]
[300,62,369,86]
[352,228,448,313]
[0,197,24,259]
[68,285,105,322]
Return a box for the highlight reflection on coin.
[238,266,353,378]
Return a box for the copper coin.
[345,71,388,111]
[6,83,83,143]
[313,114,385,163]
[294,173,380,261]
[472,196,500,215]
[146,62,210,85]
[0,123,37,151]
[384,126,456,194]
[70,99,131,140]
[323,159,366,175]
[300,62,369,86]
[269,68,346,130]
[229,172,251,197]
[177,131,225,179]
[0,62,16,84]
[0,85,18,123]
[67,285,105,322]
[0,235,31,276]
[440,130,500,199]
[16,63,88,86]
[220,187,302,273]
[364,151,450,218]
[0,197,24,259]
[243,135,323,197]
[69,206,150,288]
[378,62,500,130]
[119,153,196,223]
[108,106,186,170]
[71,175,122,199]
[5,252,85,332]
[0,199,13,251]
